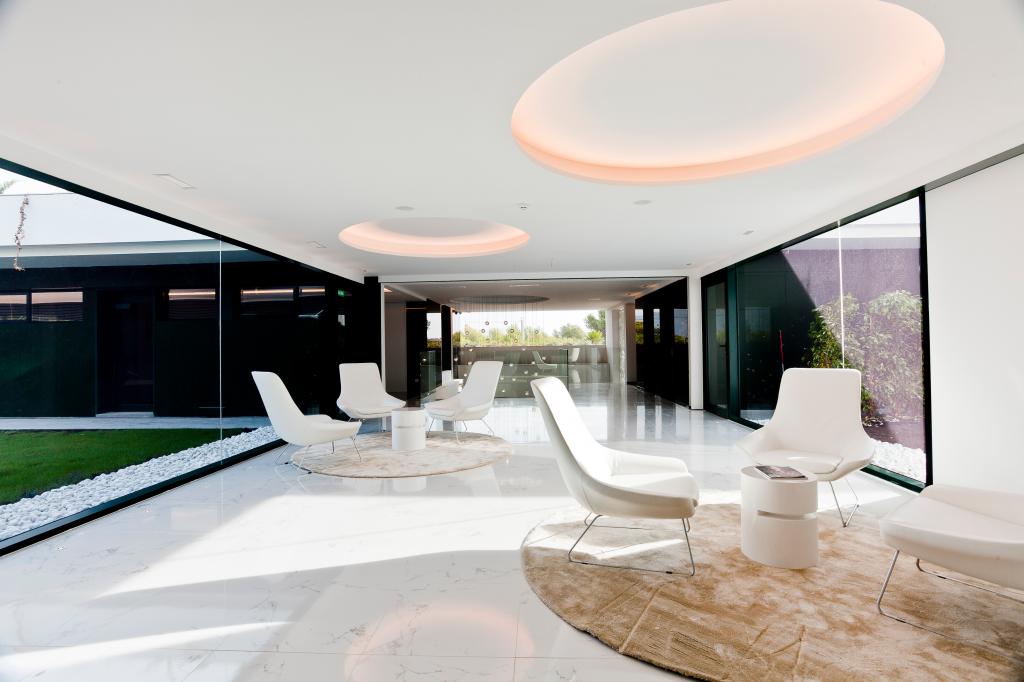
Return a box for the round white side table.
[740,466,818,569]
[391,407,426,451]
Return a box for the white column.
[604,306,624,384]
[623,302,637,383]
[687,276,703,410]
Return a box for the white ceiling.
[0,1,1021,284]
[386,277,680,311]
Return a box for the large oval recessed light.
[339,217,530,258]
[511,0,944,183]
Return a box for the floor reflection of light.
[102,495,571,596]
[345,600,526,681]
[0,622,281,675]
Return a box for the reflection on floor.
[0,383,913,681]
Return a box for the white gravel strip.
[0,426,279,542]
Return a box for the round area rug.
[521,504,1023,681]
[292,431,512,478]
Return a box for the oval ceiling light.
[339,217,530,258]
[511,0,944,183]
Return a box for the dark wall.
[635,278,689,405]
[0,258,367,418]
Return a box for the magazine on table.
[754,465,807,480]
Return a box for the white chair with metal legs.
[337,362,405,430]
[252,371,362,468]
[426,360,502,441]
[531,376,700,575]
[735,368,874,527]
[876,484,1024,661]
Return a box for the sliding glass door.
[702,275,729,417]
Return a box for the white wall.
[926,153,1024,493]
[383,302,407,395]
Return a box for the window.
[240,287,294,316]
[31,290,83,321]
[167,289,217,320]
[298,286,326,319]
[0,293,27,321]
[705,195,927,486]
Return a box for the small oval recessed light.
[685,262,694,266]
[743,230,756,235]
[633,199,653,205]
[395,205,415,211]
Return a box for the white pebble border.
[0,426,279,542]
[871,438,926,484]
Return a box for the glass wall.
[703,277,729,416]
[0,167,362,548]
[704,195,927,485]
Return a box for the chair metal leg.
[294,444,312,470]
[454,421,462,443]
[350,436,362,461]
[274,443,299,466]
[567,514,696,576]
[428,417,435,432]
[479,418,495,436]
[877,549,1024,663]
[828,478,860,527]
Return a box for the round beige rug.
[521,504,1023,681]
[292,431,512,478]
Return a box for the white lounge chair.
[736,368,874,527]
[425,360,502,440]
[337,362,405,429]
[531,376,700,575]
[252,371,361,467]
[876,484,1024,659]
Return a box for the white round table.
[391,407,426,451]
[740,466,818,569]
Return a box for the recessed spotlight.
[307,241,327,249]
[154,173,195,189]
[395,205,415,211]
[743,230,755,235]
[509,283,540,288]
[633,199,653,205]
[685,262,693,266]
[518,202,530,211]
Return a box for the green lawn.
[0,429,246,505]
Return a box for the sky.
[0,169,67,195]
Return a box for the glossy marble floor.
[0,384,913,681]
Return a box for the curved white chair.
[531,350,559,373]
[531,376,700,575]
[426,360,502,440]
[252,371,361,466]
[735,368,874,527]
[337,363,405,428]
[877,485,1024,659]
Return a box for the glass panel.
[704,281,728,413]
[839,199,925,481]
[0,166,358,545]
[0,293,27,321]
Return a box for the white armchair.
[425,360,502,440]
[876,485,1024,655]
[735,368,874,527]
[337,363,405,428]
[252,371,361,466]
[531,376,700,575]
